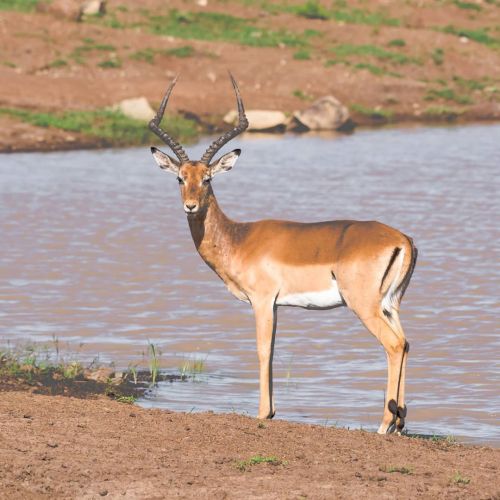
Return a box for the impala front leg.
[253,298,278,419]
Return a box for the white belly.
[276,280,344,310]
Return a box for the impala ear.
[210,149,240,177]
[151,146,179,174]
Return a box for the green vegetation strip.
[0,108,198,145]
[0,0,38,12]
[282,1,400,26]
[146,10,307,47]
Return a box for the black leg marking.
[388,399,398,416]
[380,247,401,292]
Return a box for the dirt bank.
[1,389,498,499]
[1,0,499,152]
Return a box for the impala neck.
[186,187,239,273]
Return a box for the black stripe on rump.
[380,247,401,292]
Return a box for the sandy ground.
[0,389,499,499]
[1,0,500,151]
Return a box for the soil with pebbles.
[0,387,498,499]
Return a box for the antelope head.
[149,74,249,215]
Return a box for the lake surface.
[1,124,499,445]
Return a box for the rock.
[36,0,105,21]
[114,97,155,121]
[291,96,351,131]
[224,109,288,132]
[81,0,106,16]
[85,367,115,383]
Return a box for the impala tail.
[380,237,418,320]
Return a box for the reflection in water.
[0,124,499,445]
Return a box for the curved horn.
[149,76,189,164]
[200,73,249,165]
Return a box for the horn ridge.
[200,72,249,165]
[149,76,190,164]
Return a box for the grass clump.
[452,76,487,91]
[387,38,406,47]
[0,0,38,12]
[451,471,471,485]
[0,107,198,145]
[431,48,444,65]
[130,48,156,64]
[236,455,287,471]
[48,58,68,68]
[425,87,472,104]
[294,1,330,20]
[147,10,306,48]
[380,465,413,475]
[351,103,394,120]
[97,58,122,69]
[179,356,206,380]
[331,43,420,65]
[165,45,195,58]
[353,62,401,77]
[453,0,482,11]
[147,342,160,385]
[293,48,311,60]
[440,25,500,47]
[424,106,464,119]
[293,89,313,101]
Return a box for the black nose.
[186,204,197,211]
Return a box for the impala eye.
[177,177,185,185]
[202,178,211,185]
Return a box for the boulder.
[80,0,106,16]
[224,109,288,132]
[114,97,155,121]
[291,96,351,131]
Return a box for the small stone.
[98,489,108,496]
[113,97,155,122]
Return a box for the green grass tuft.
[453,0,482,11]
[331,43,420,65]
[351,103,394,120]
[431,48,444,66]
[440,25,500,47]
[425,87,472,104]
[293,48,311,60]
[0,0,38,12]
[451,471,471,485]
[97,58,122,69]
[380,465,413,475]
[387,38,406,47]
[294,1,330,20]
[236,455,287,471]
[165,45,195,58]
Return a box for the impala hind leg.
[252,298,277,419]
[358,310,408,434]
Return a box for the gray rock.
[292,96,351,131]
[114,97,155,121]
[224,109,288,132]
[81,0,106,16]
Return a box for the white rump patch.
[277,279,344,310]
[381,247,405,314]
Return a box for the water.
[1,124,499,445]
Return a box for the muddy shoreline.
[1,387,499,499]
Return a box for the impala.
[149,75,417,434]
